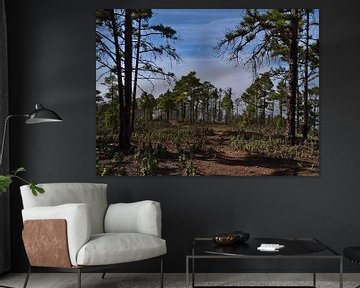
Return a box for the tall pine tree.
[216,9,302,145]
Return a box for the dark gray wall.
[5,0,360,273]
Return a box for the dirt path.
[120,126,318,176]
[194,128,318,176]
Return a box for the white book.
[257,243,285,251]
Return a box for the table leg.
[192,257,195,288]
[186,257,189,288]
[339,257,343,288]
[313,254,316,287]
[192,246,195,288]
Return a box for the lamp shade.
[25,104,63,124]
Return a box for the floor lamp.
[0,103,62,288]
[0,103,63,167]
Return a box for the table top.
[190,237,340,258]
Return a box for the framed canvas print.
[96,9,319,176]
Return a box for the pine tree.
[173,72,202,122]
[216,9,302,145]
[221,88,234,124]
[137,92,156,121]
[96,9,180,152]
[158,90,176,122]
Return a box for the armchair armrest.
[22,203,91,266]
[104,200,162,237]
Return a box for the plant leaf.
[30,181,44,196]
[35,185,45,194]
[0,175,12,192]
[15,167,26,173]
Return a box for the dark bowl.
[212,231,250,246]
[212,234,237,245]
[233,230,250,242]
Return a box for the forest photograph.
[96,9,320,176]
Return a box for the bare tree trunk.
[287,9,299,146]
[218,98,221,122]
[131,17,142,132]
[206,99,210,122]
[262,94,266,125]
[182,102,186,122]
[303,9,310,140]
[213,100,217,123]
[190,100,194,122]
[296,91,300,132]
[195,100,199,122]
[255,96,259,126]
[109,9,125,152]
[123,9,133,152]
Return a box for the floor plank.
[1,273,359,288]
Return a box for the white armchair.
[20,183,166,288]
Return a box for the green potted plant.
[0,167,44,196]
[0,104,63,197]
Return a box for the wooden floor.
[0,273,359,288]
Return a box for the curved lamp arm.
[0,104,63,169]
[0,114,28,169]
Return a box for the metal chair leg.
[101,270,107,279]
[77,268,81,288]
[160,257,164,288]
[23,266,31,288]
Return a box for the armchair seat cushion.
[76,233,166,266]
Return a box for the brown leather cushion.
[23,219,71,268]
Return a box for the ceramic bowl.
[212,233,238,245]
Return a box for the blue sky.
[151,9,243,58]
[97,9,320,99]
[140,9,253,97]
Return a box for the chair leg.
[23,266,31,288]
[77,268,81,288]
[160,257,164,288]
[101,270,107,279]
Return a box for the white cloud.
[137,56,259,98]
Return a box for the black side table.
[343,247,360,288]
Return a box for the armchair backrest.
[20,183,108,234]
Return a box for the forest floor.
[97,124,319,176]
[156,126,318,176]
